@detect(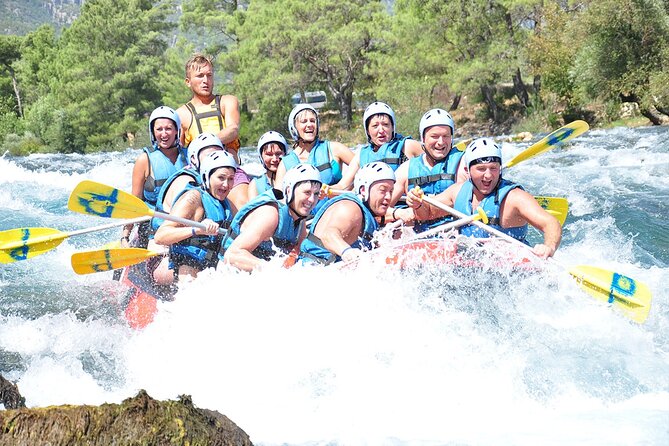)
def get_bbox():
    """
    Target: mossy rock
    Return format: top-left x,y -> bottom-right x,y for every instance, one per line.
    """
0,390 -> 253,446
